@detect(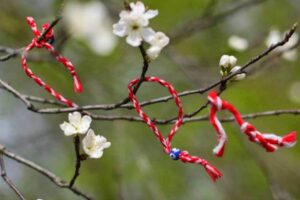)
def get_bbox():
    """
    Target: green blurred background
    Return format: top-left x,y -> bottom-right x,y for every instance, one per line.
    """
0,0 -> 300,199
